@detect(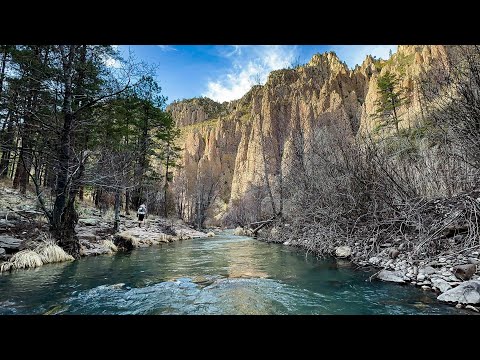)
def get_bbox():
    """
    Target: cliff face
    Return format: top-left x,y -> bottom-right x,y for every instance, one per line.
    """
167,46 -> 450,216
